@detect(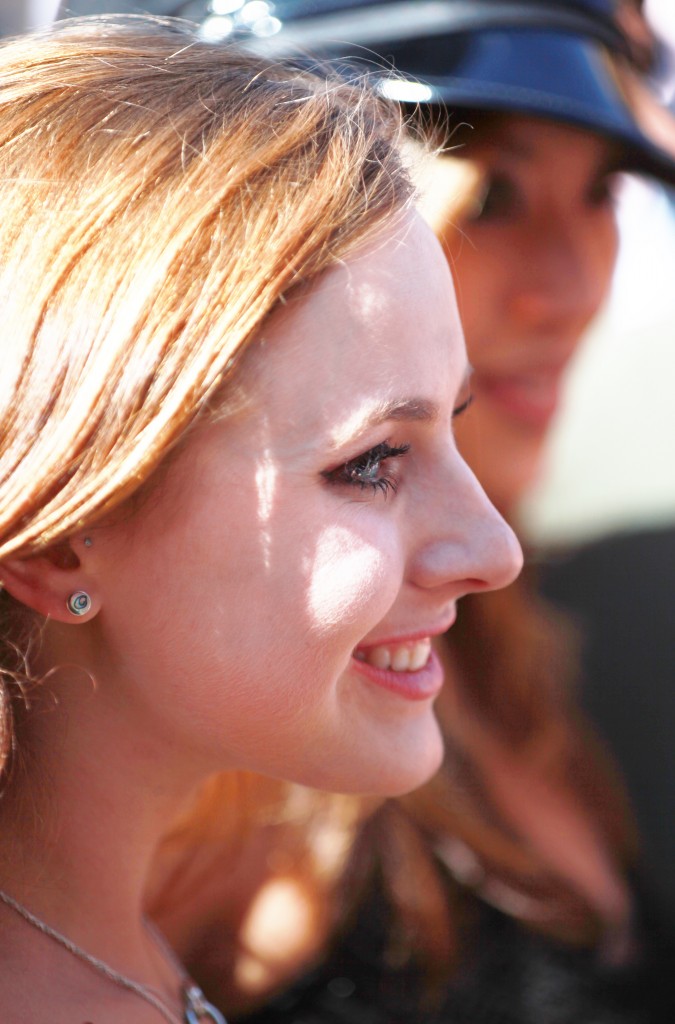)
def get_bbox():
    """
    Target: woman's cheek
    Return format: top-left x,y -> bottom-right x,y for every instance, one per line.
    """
305,523 -> 399,639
